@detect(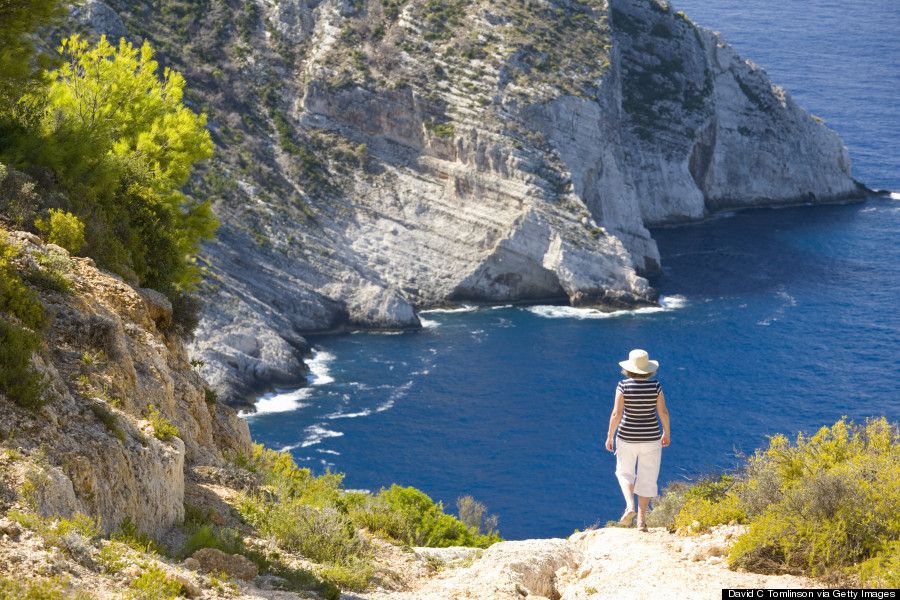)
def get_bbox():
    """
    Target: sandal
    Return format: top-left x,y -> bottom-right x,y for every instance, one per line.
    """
619,508 -> 636,526
638,522 -> 648,532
